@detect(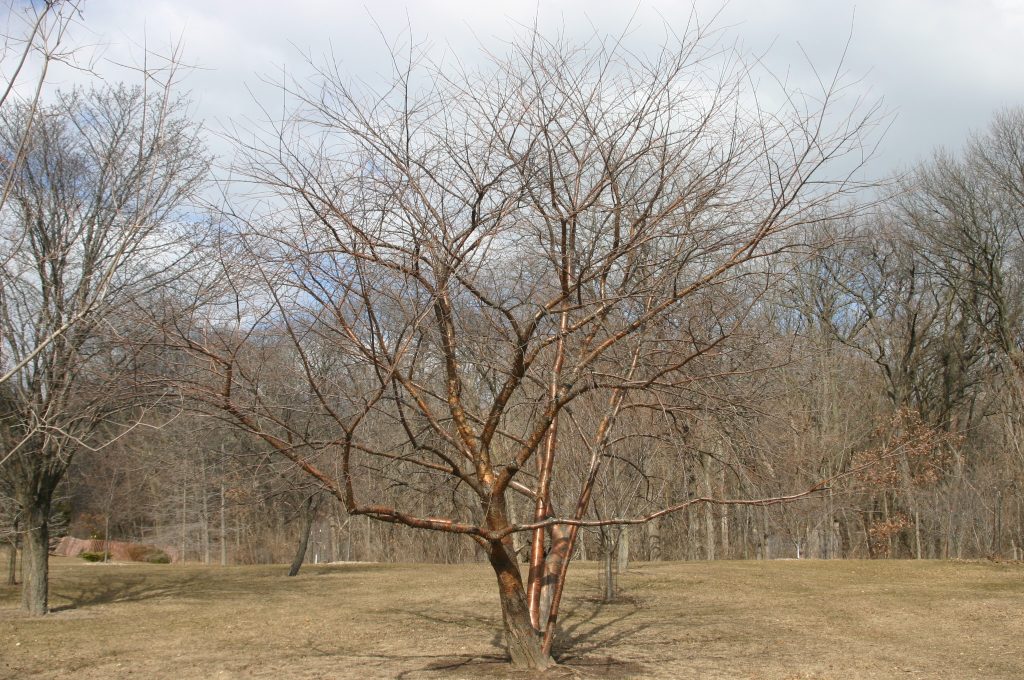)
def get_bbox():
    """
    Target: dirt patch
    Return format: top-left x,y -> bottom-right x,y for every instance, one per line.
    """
0,558 -> 1021,679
